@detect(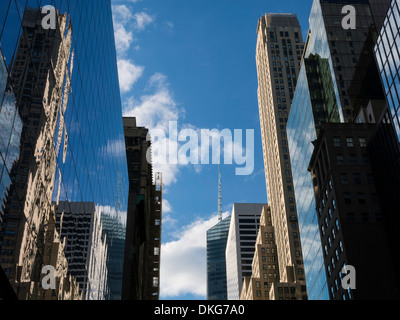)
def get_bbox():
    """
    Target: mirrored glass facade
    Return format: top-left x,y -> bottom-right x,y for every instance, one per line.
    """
0,1 -> 128,300
375,0 -> 400,141
207,215 -> 231,300
287,0 -> 388,300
